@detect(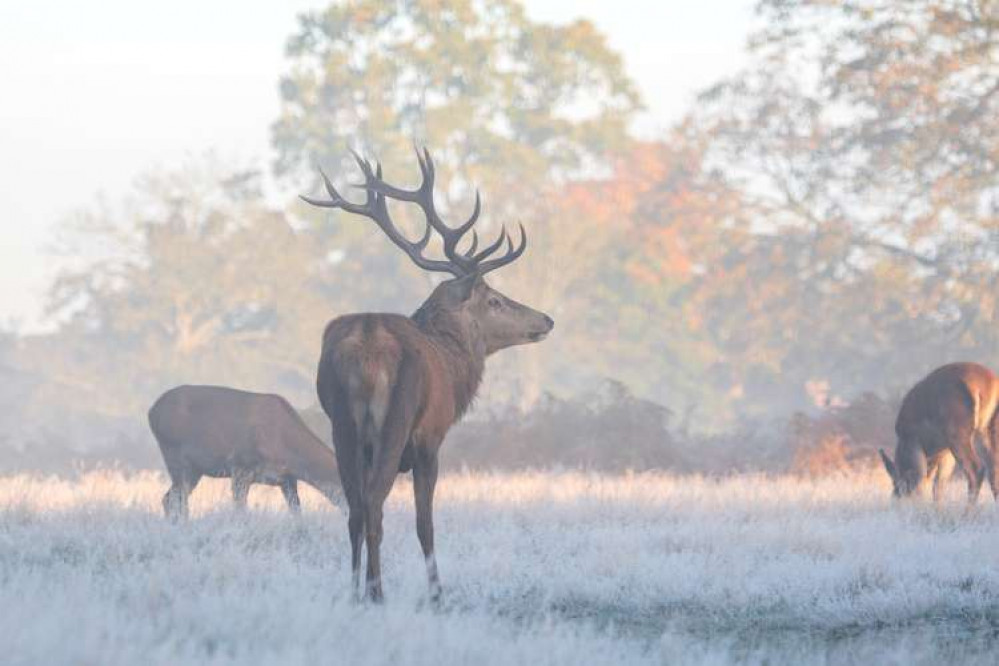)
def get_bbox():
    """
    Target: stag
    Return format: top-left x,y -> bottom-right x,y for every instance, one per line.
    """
149,385 -> 342,519
880,362 -> 999,502
302,149 -> 553,601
